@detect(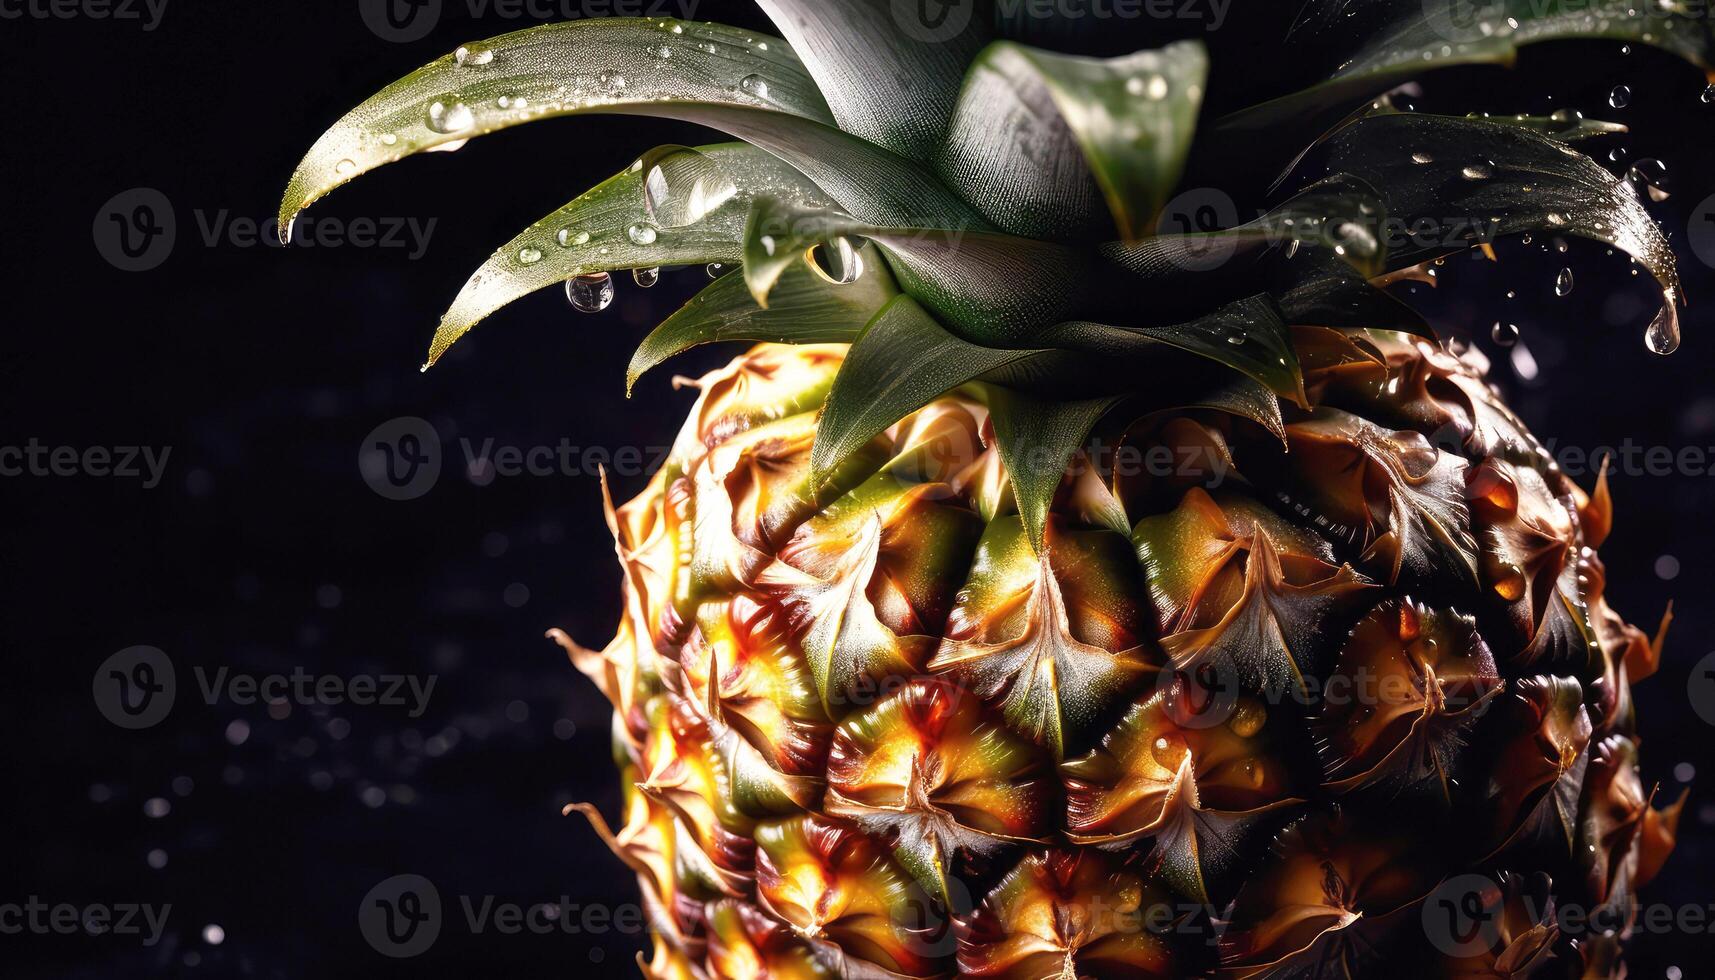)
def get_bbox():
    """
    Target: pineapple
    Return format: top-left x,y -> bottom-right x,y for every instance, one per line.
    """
281,2 -> 1700,975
